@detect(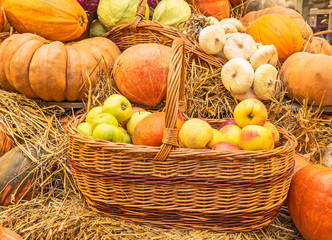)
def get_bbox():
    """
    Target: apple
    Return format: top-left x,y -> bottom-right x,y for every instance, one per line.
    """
233,98 -> 268,128
218,124 -> 242,146
207,129 -> 225,147
239,125 -> 274,151
118,127 -> 132,144
120,106 -> 146,128
212,141 -> 242,152
126,111 -> 152,135
76,122 -> 93,137
86,106 -> 103,123
263,121 -> 280,145
218,118 -> 237,130
102,94 -> 133,122
91,112 -> 118,130
92,123 -> 124,142
178,118 -> 213,149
